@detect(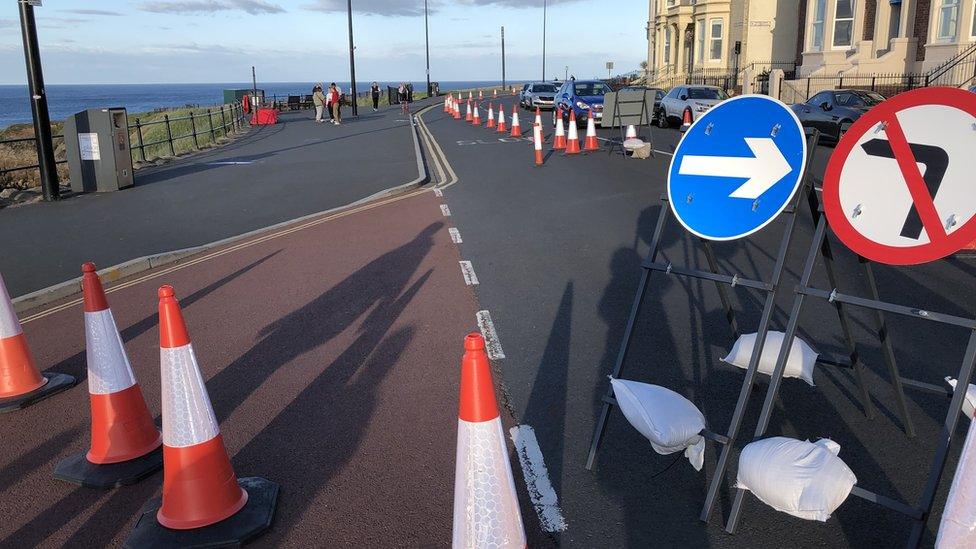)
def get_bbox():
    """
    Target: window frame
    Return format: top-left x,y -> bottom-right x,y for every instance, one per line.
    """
708,18 -> 724,61
937,0 -> 960,42
832,0 -> 855,50
810,0 -> 827,51
971,3 -> 976,39
696,18 -> 706,63
664,25 -> 672,66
